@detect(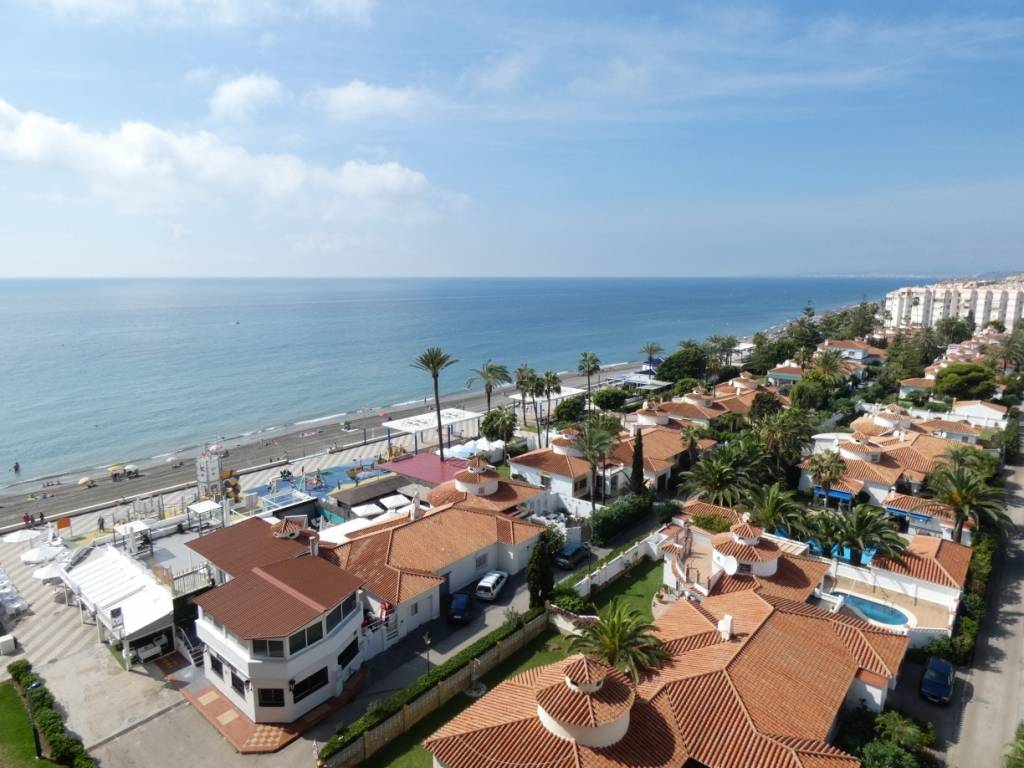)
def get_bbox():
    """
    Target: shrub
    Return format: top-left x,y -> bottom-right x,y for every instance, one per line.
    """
835,704 -> 878,755
923,400 -> 951,413
48,733 -> 86,765
554,395 -> 586,423
920,636 -> 955,663
875,710 -> 934,752
672,377 -> 699,396
6,659 -> 32,685
1006,721 -> 1024,768
73,753 -> 97,768
590,493 -> 653,546
26,684 -> 55,713
860,739 -> 918,768
654,502 -> 678,525
689,513 -> 732,533
506,438 -> 530,458
35,706 -> 64,742
551,587 -> 593,615
591,388 -> 628,411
